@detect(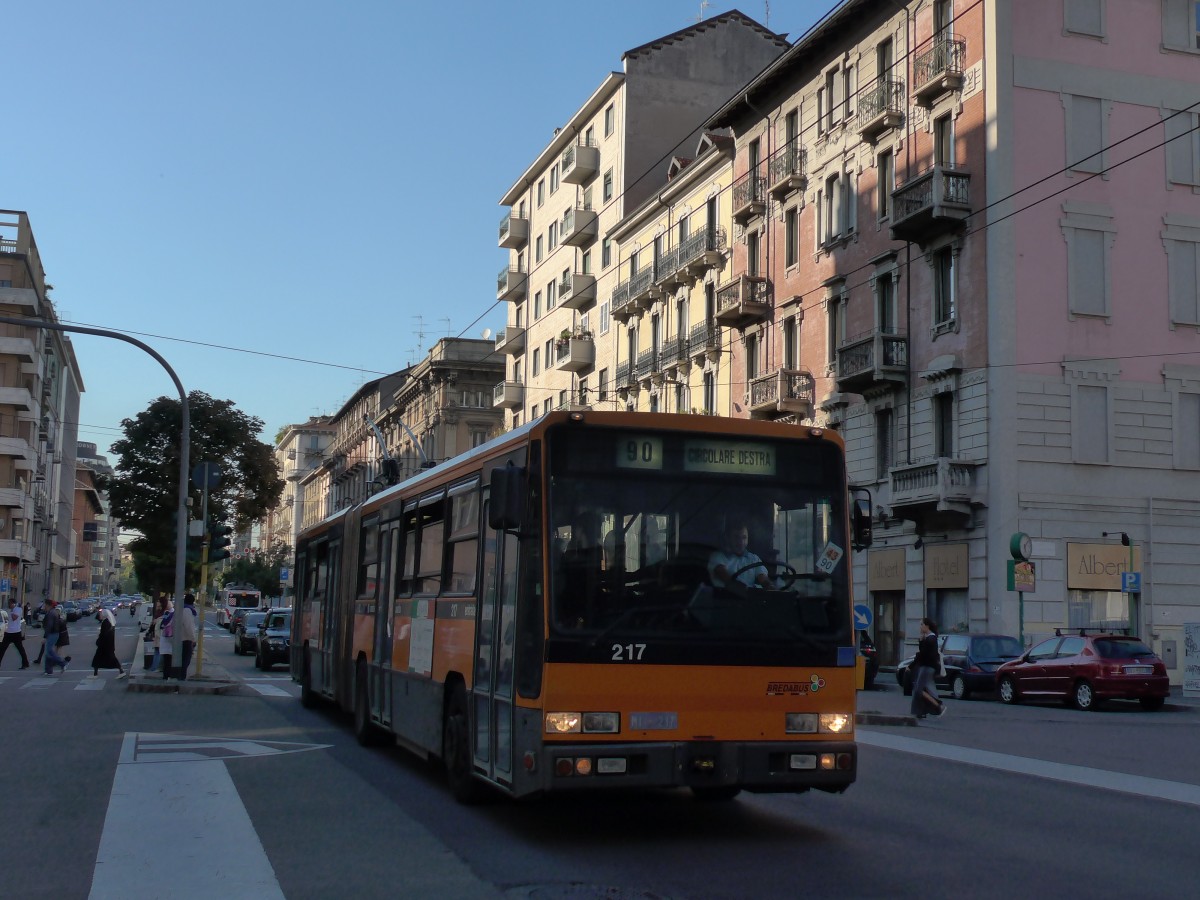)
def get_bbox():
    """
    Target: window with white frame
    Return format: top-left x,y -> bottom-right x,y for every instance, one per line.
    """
1064,0 -> 1105,37
537,179 -> 545,207
1165,223 -> 1200,327
550,164 -> 559,194
782,314 -> 799,369
1165,108 -> 1200,186
820,169 -> 856,245
535,236 -> 543,264
603,169 -> 614,201
604,103 -> 615,136
547,279 -> 557,310
582,250 -> 592,275
1065,94 -> 1106,174
599,299 -> 611,335
934,114 -> 955,168
1061,202 -> 1115,318
817,62 -> 854,134
602,238 -> 612,269
1161,0 -> 1200,51
533,290 -> 542,320
598,368 -> 609,402
932,245 -> 956,328
548,222 -> 558,250
532,348 -> 541,375
875,262 -> 898,332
